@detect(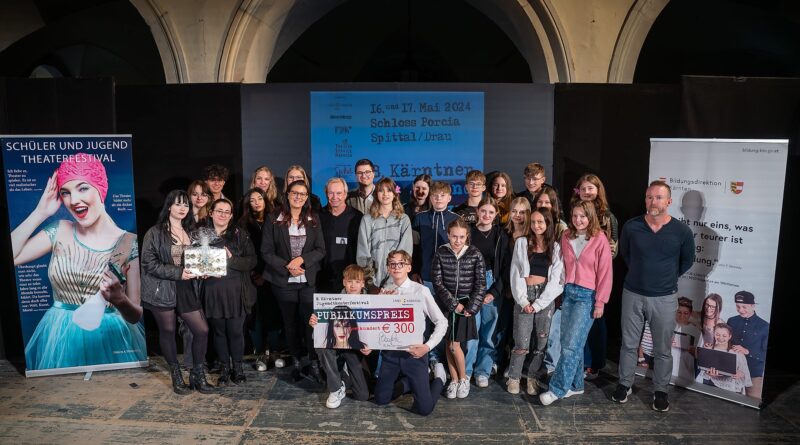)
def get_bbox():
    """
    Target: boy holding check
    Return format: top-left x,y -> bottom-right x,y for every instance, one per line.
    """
373,250 -> 448,416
